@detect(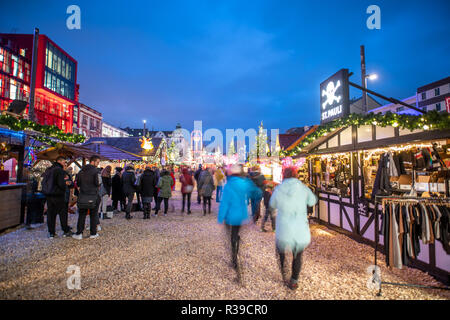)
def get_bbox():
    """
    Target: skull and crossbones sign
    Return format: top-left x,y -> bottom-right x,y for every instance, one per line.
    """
322,80 -> 341,109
